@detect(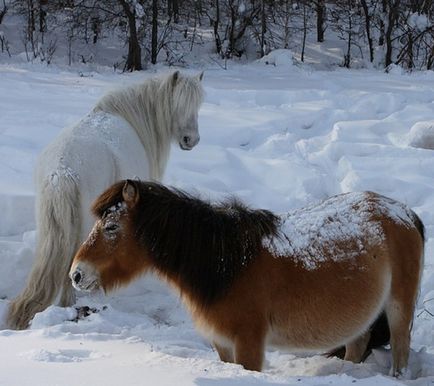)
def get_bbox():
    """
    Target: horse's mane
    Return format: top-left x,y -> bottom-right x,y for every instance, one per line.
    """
92,181 -> 280,306
94,72 -> 204,181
